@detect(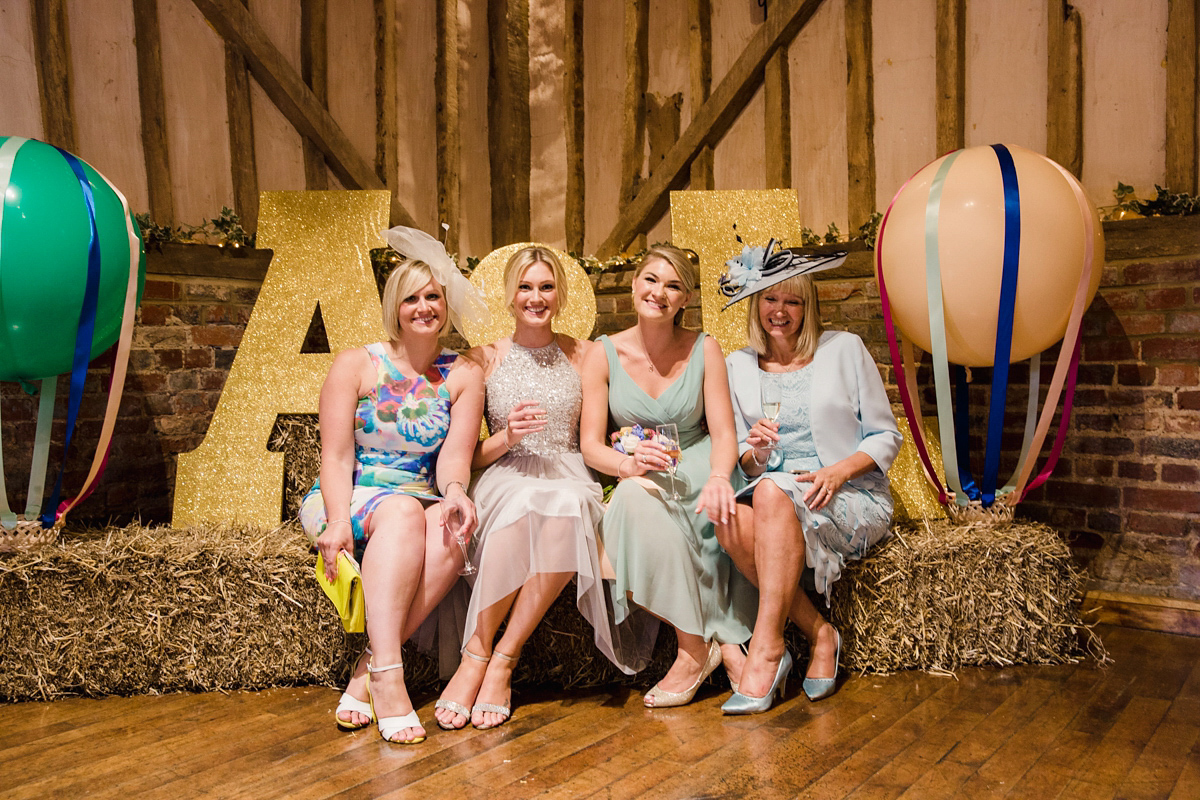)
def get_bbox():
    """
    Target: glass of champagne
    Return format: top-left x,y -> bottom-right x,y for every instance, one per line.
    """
656,423 -> 682,501
442,500 -> 477,576
760,374 -> 783,452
